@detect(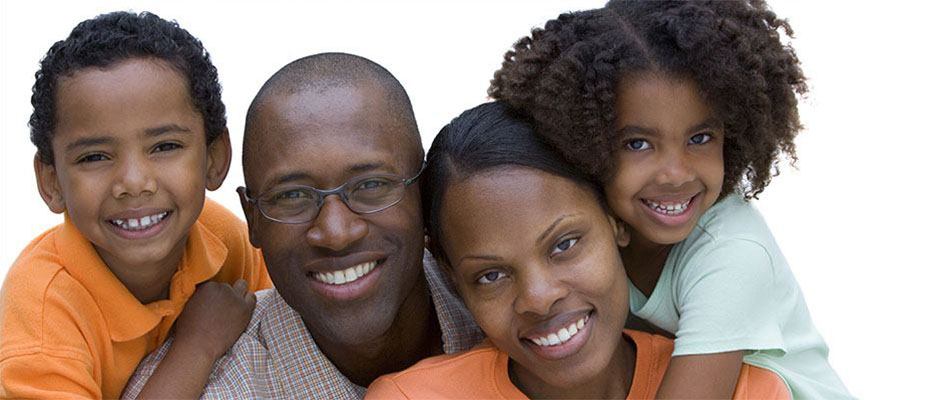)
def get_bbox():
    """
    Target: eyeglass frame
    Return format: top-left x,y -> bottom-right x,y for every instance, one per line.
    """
238,161 -> 426,224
